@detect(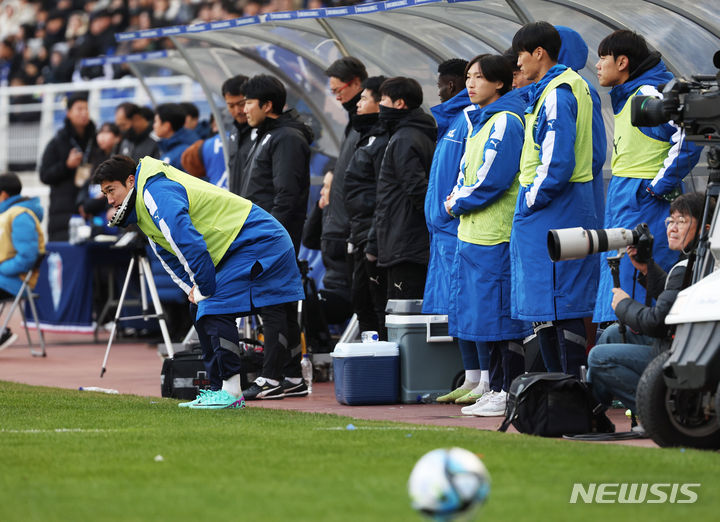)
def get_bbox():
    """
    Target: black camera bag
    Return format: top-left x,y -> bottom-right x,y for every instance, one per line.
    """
161,349 -> 211,400
498,372 -> 614,437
